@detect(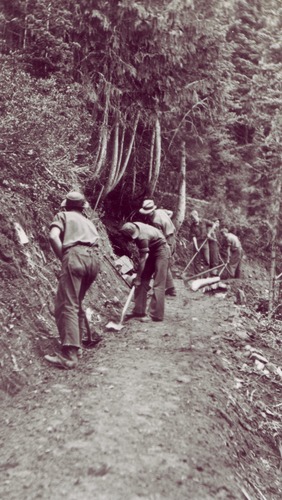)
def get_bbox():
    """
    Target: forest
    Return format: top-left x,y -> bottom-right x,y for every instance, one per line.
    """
0,2 -> 282,499
1,0 -> 281,270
